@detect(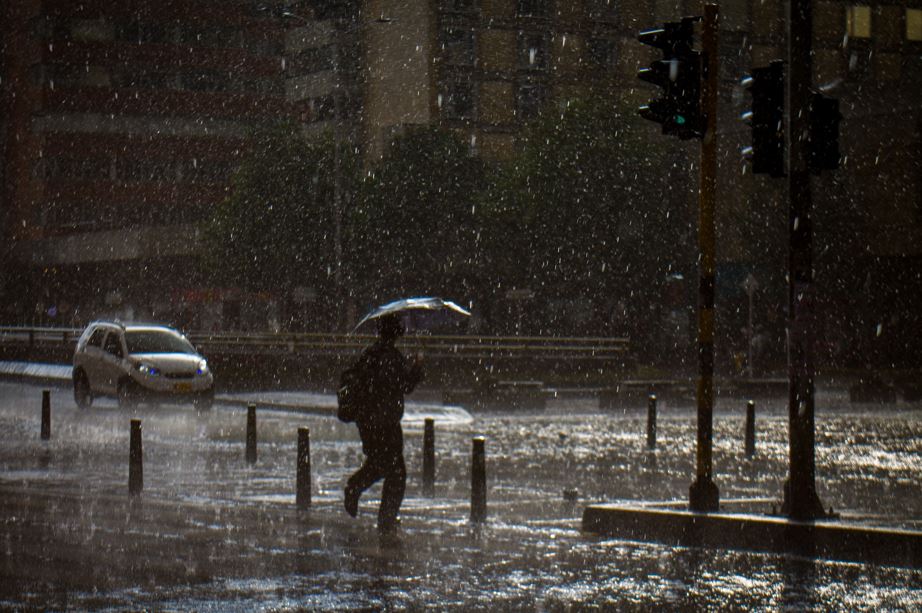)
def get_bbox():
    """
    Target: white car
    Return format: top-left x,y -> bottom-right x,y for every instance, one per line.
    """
73,321 -> 214,410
